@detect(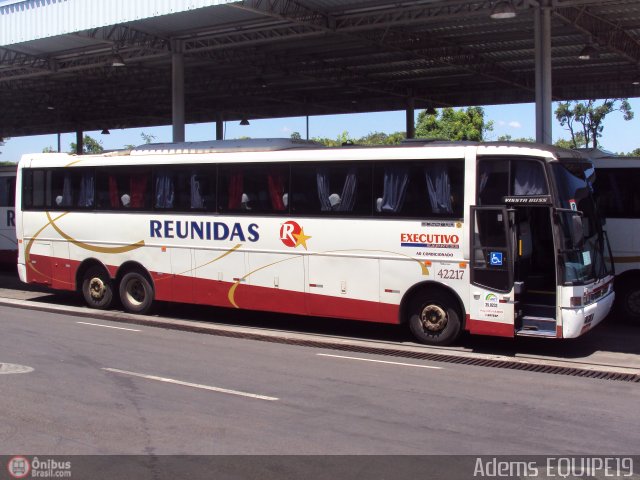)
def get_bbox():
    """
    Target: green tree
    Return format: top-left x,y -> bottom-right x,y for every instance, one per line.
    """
619,147 -> 640,156
0,136 -> 9,156
290,131 -> 302,140
555,99 -> 633,149
42,146 -> 56,153
312,130 -> 354,147
554,138 -> 582,150
358,131 -> 405,145
141,132 -> 156,144
415,107 -> 493,141
125,132 -> 157,150
70,135 -> 104,154
497,135 -> 534,142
